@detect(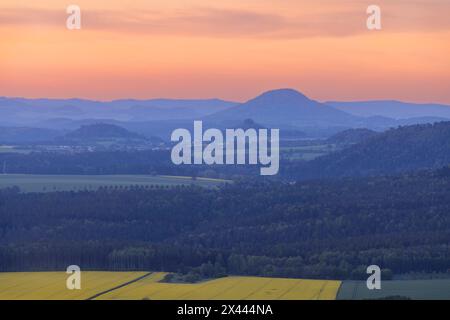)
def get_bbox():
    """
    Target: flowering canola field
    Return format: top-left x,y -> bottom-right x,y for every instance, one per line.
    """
0,272 -> 341,300
0,272 -> 146,300
101,274 -> 340,300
